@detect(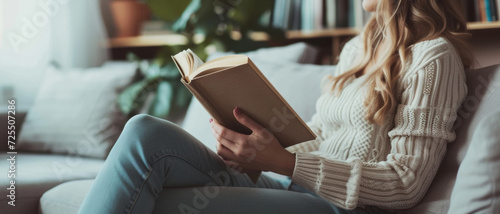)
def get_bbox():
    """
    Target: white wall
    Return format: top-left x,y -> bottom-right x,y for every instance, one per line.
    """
0,0 -> 51,110
0,0 -> 110,111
